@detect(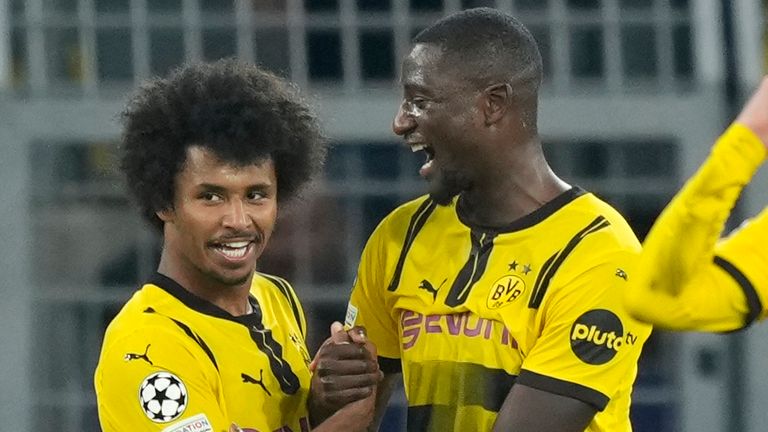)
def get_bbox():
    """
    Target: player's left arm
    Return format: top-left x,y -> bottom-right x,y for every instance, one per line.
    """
624,79 -> 768,330
493,247 -> 649,431
622,126 -> 767,331
492,384 -> 595,432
